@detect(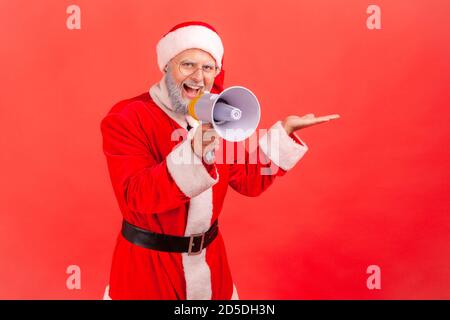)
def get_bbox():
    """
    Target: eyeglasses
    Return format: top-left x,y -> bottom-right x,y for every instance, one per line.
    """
177,60 -> 220,79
